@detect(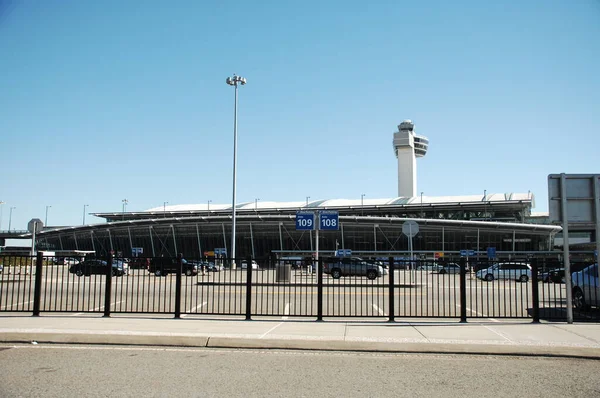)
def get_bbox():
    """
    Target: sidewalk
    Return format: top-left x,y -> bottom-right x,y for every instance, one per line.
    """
1,314 -> 600,359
